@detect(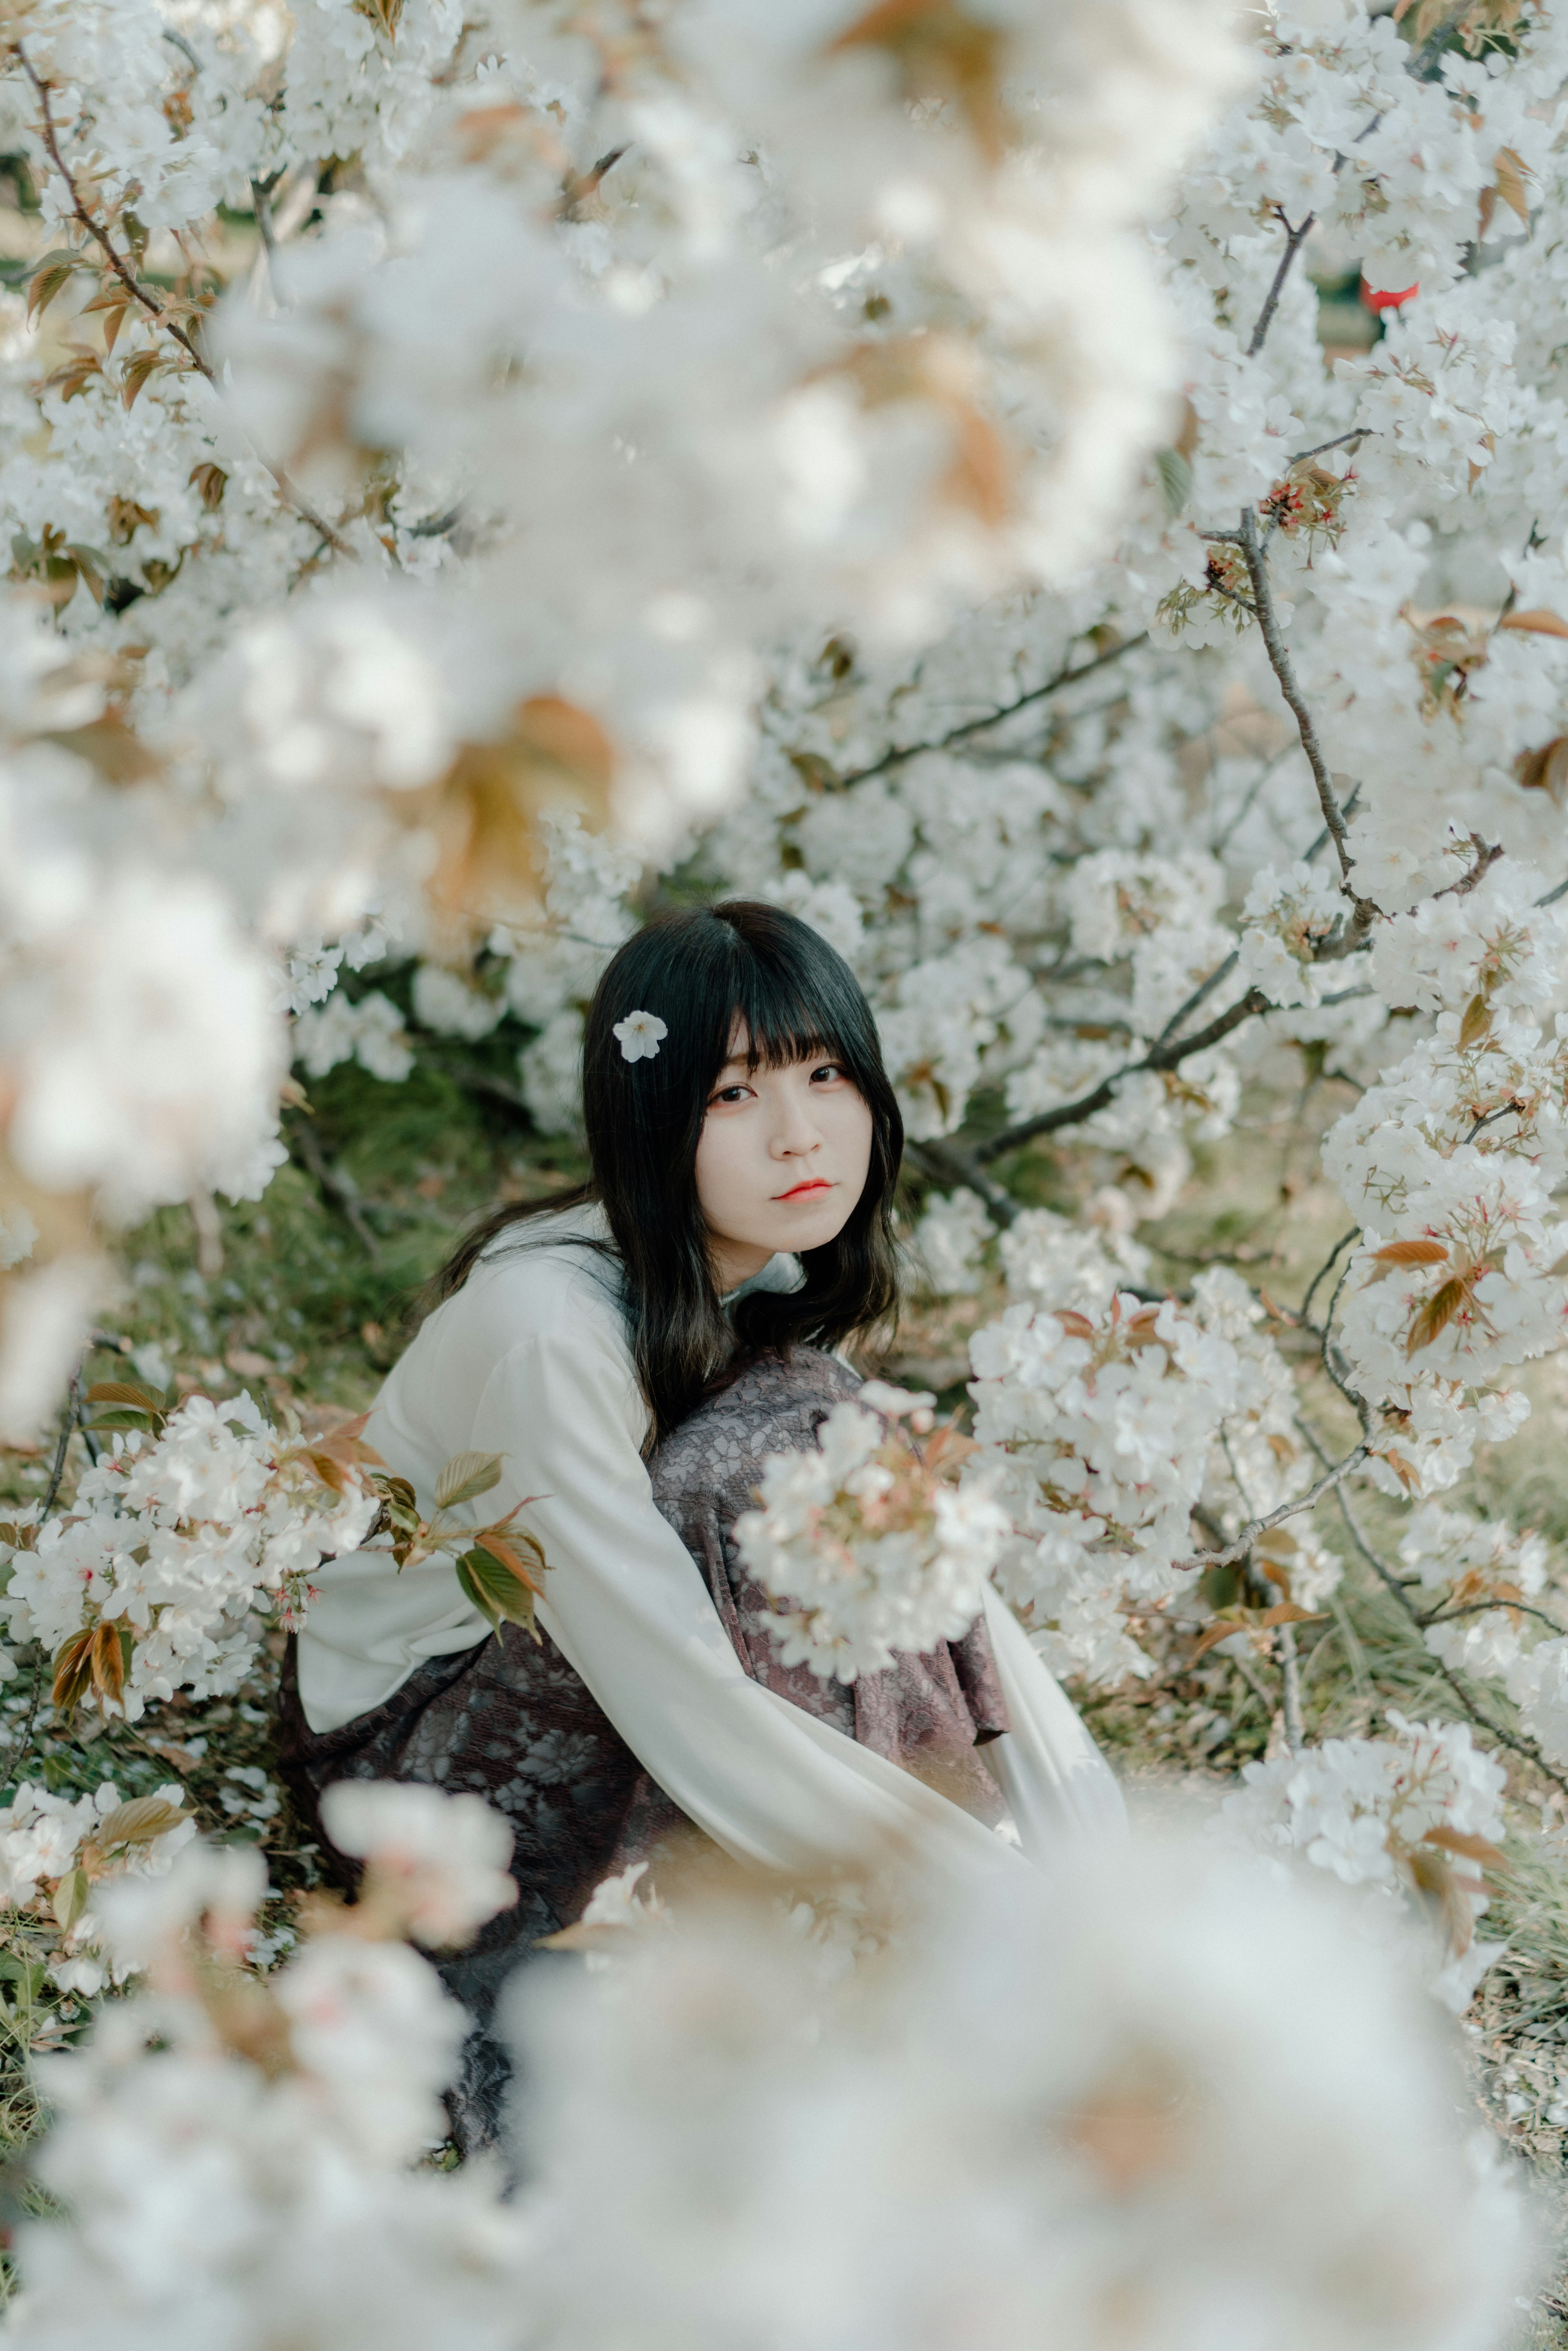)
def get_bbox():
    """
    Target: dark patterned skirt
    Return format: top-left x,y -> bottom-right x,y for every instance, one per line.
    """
278,1347 -> 1010,2149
